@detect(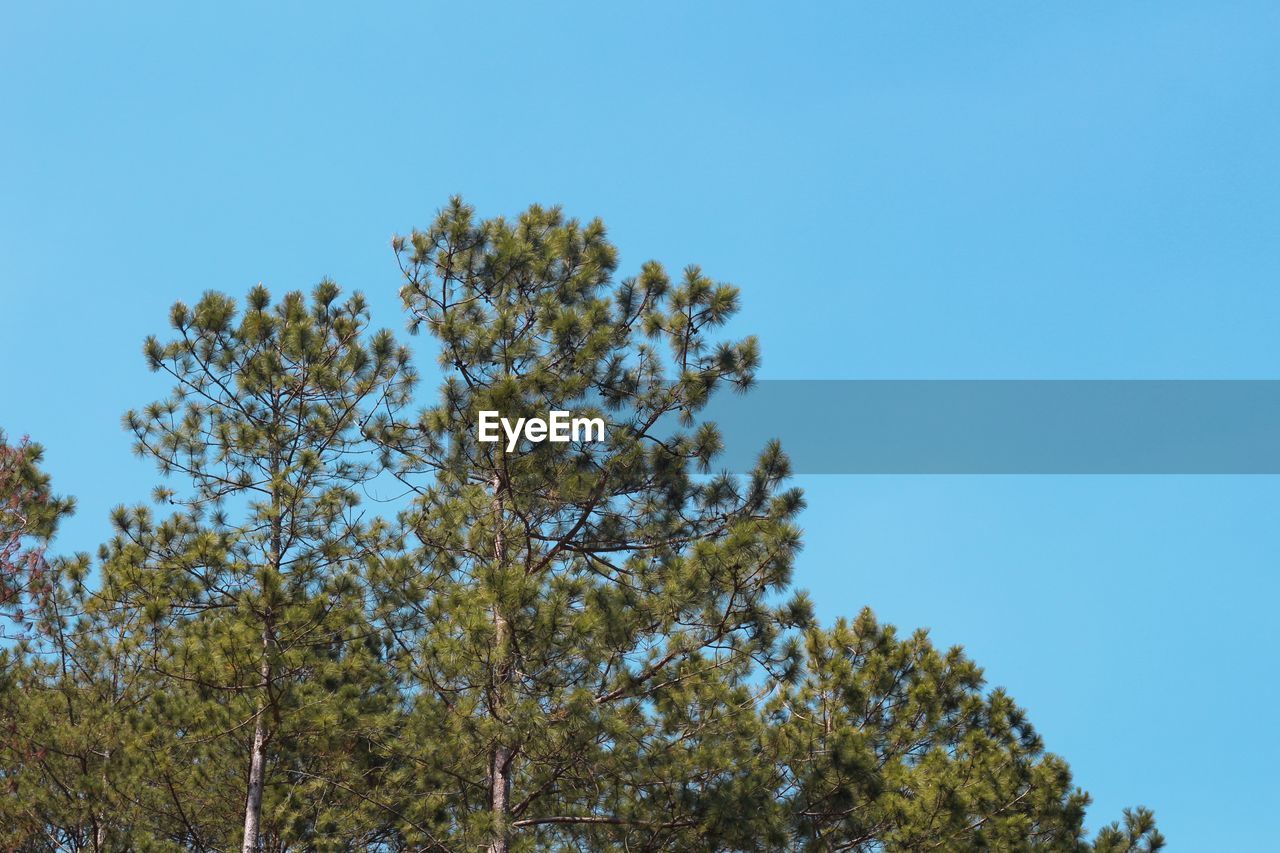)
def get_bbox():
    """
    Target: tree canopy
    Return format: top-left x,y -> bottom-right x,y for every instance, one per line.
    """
0,199 -> 1162,852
